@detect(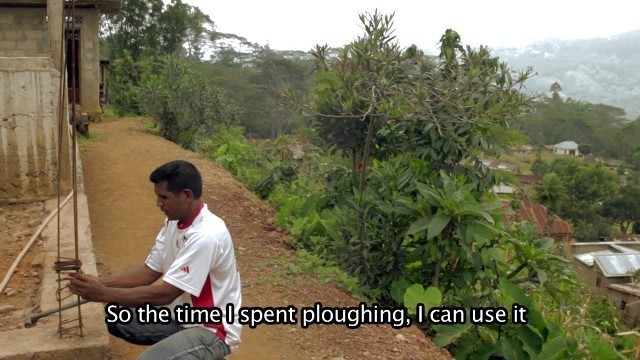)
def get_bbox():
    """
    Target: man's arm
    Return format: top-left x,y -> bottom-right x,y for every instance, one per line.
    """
68,273 -> 183,307
97,264 -> 163,288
